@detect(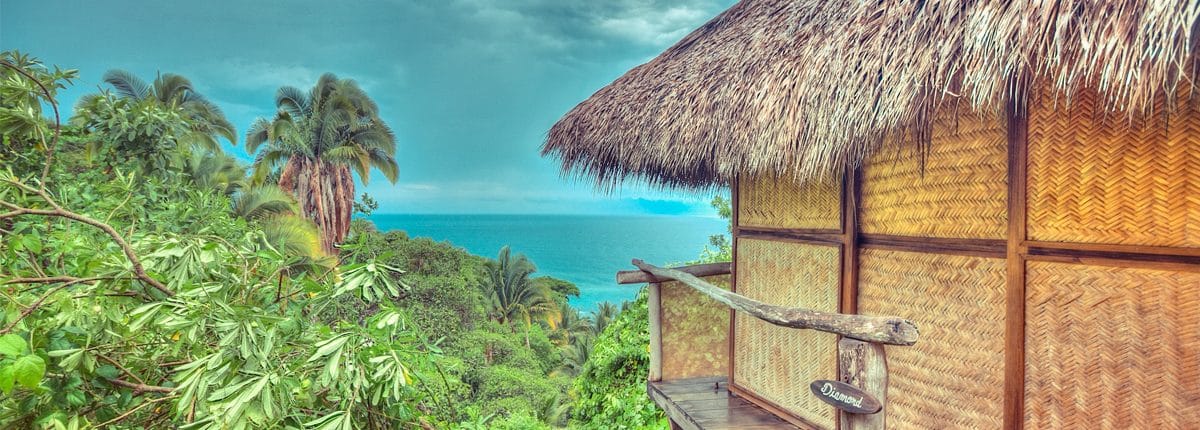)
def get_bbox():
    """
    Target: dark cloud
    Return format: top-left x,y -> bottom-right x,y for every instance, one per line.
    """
1,0 -> 732,214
